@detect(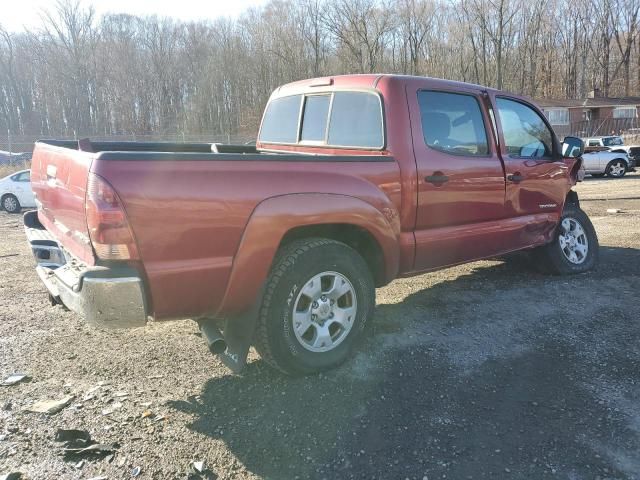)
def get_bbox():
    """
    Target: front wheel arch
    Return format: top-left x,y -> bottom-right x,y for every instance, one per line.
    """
564,190 -> 580,210
532,205 -> 599,275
